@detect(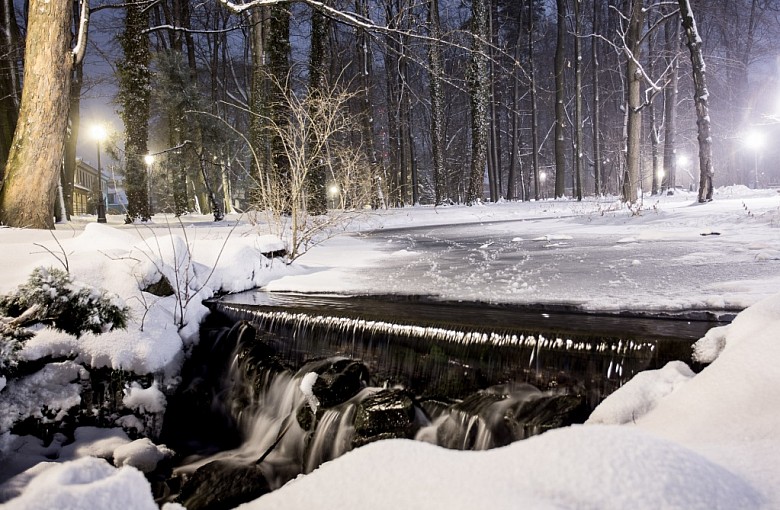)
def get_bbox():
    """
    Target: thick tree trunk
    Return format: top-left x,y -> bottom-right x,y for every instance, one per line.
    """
118,3 -> 152,223
307,2 -> 330,214
466,0 -> 489,205
623,0 -> 645,204
678,0 -> 714,202
0,1 -> 73,229
428,0 -> 446,205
